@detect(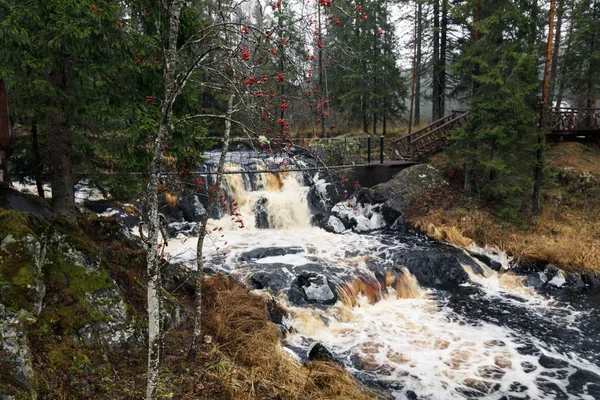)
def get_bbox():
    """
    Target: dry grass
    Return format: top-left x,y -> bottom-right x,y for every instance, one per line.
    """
198,274 -> 381,399
408,188 -> 600,273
